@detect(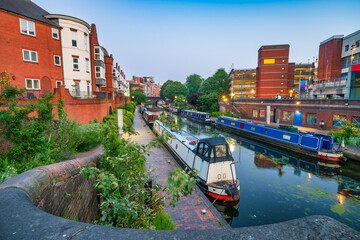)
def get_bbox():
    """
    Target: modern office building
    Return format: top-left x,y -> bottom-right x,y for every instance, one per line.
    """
229,69 -> 256,99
